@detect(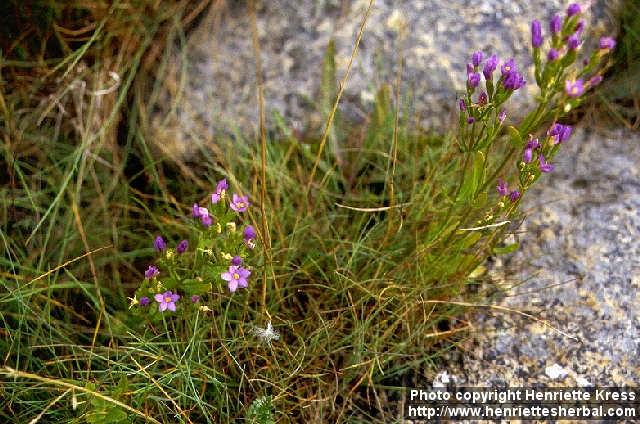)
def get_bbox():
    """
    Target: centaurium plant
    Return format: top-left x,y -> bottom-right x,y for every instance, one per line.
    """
456,2 -> 614,228
130,178 -> 258,320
